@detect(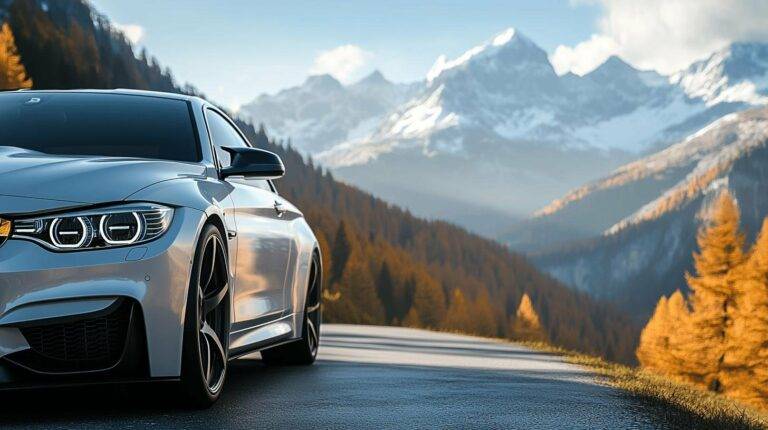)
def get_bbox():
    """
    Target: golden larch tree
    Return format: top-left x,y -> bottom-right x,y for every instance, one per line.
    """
471,292 -> 498,337
402,272 -> 446,329
663,290 -> 694,378
723,218 -> 768,407
0,23 -> 32,89
443,289 -> 473,333
684,190 -> 745,392
637,290 -> 692,378
509,293 -> 547,342
637,295 -> 670,371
